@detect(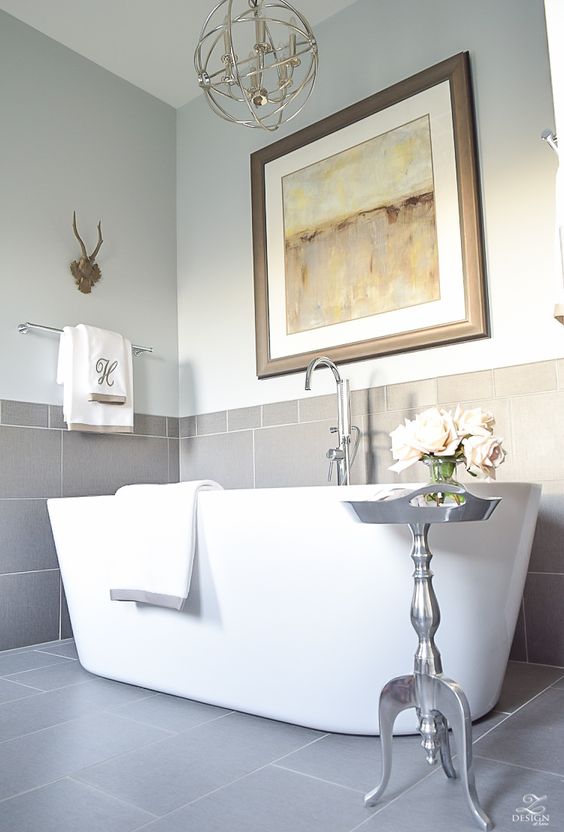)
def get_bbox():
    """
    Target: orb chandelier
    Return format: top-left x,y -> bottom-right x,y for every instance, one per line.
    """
194,0 -> 318,131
